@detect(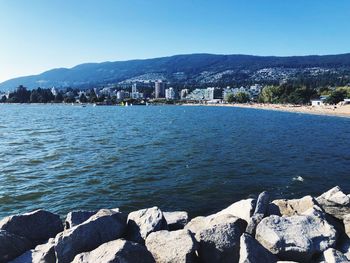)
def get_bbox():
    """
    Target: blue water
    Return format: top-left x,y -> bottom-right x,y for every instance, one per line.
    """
0,104 -> 349,218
